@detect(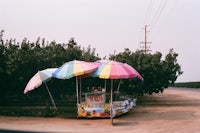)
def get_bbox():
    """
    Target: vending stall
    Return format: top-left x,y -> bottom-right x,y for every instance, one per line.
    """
77,89 -> 137,118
